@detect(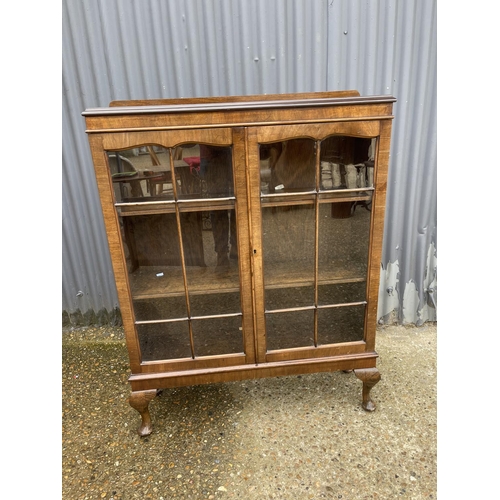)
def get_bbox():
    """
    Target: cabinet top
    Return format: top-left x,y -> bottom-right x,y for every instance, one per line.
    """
83,91 -> 396,133
83,92 -> 396,117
